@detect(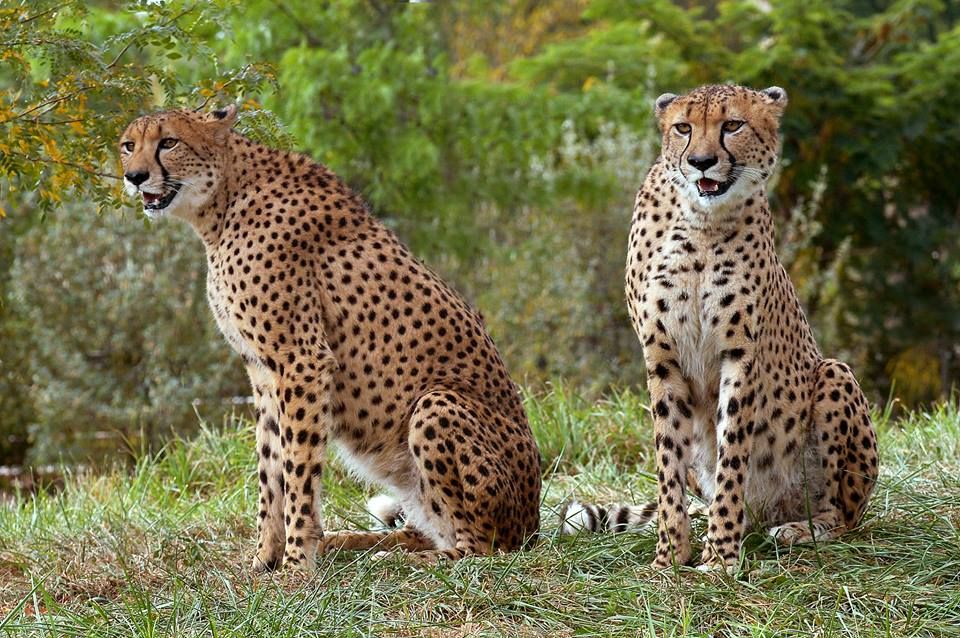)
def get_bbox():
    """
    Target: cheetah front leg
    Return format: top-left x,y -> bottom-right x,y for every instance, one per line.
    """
700,353 -> 758,571
645,353 -> 697,568
249,370 -> 285,573
273,349 -> 336,572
